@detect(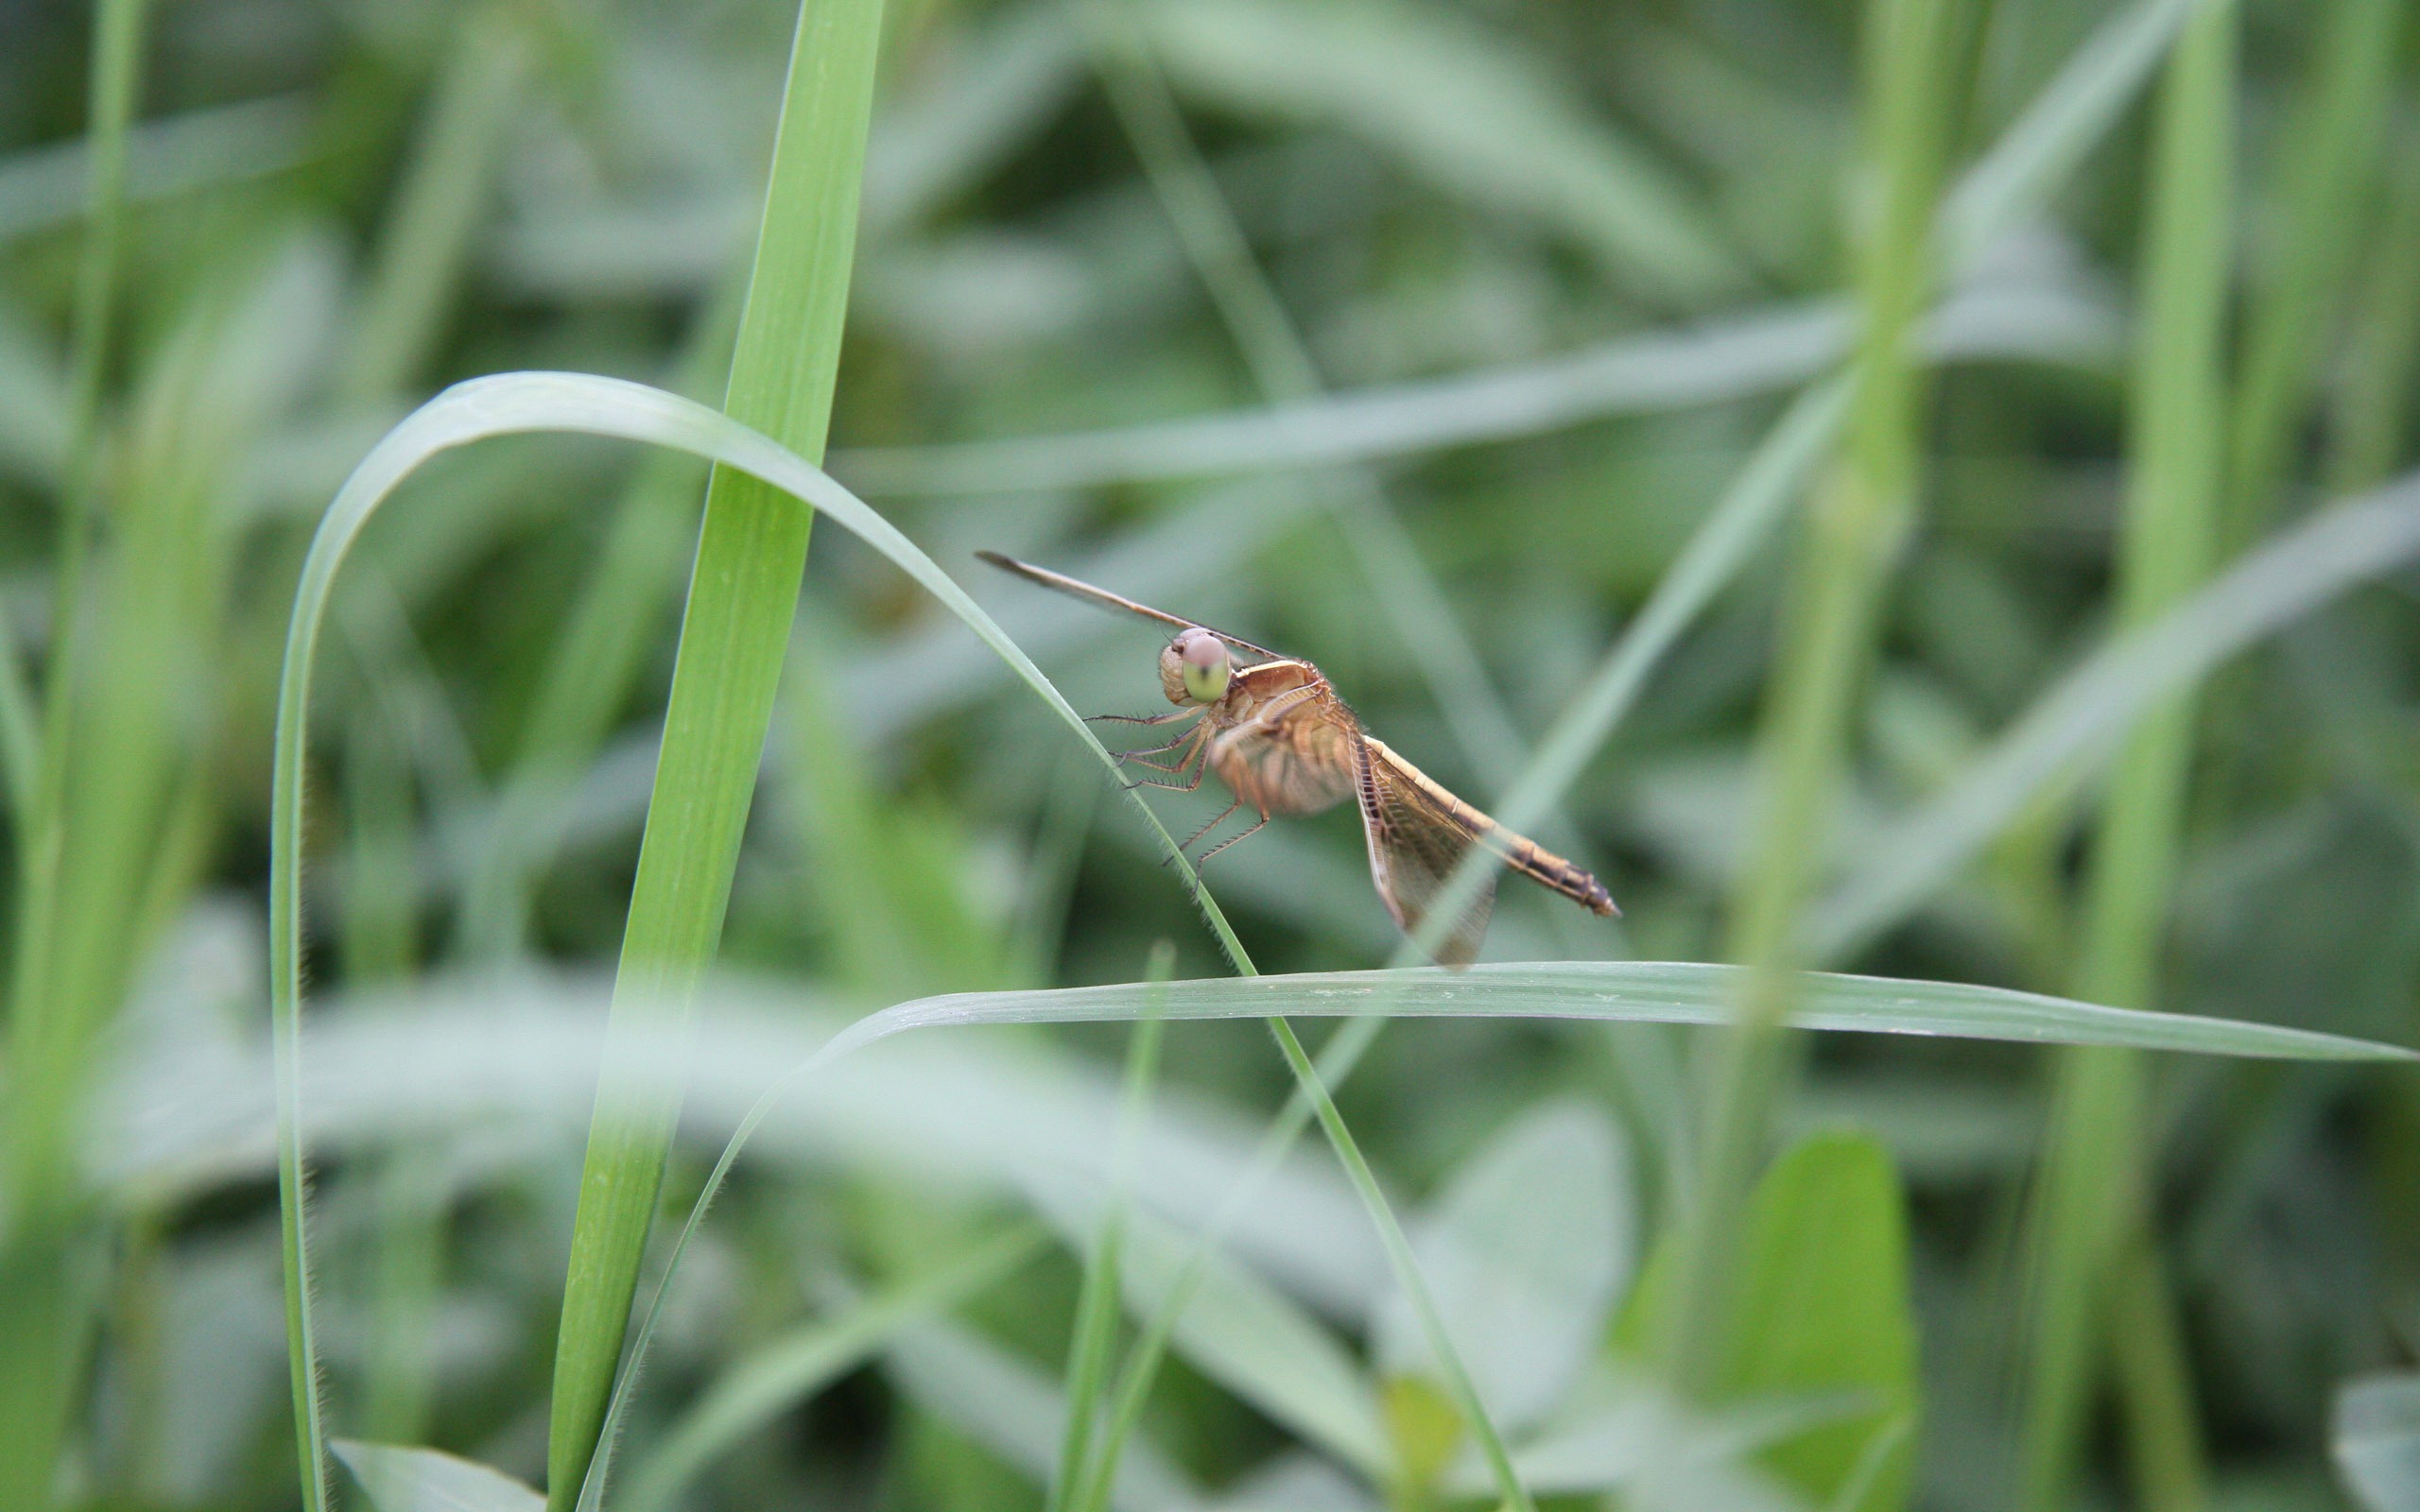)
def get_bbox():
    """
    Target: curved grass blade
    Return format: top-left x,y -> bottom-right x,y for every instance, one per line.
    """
269,370 -> 1259,1512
